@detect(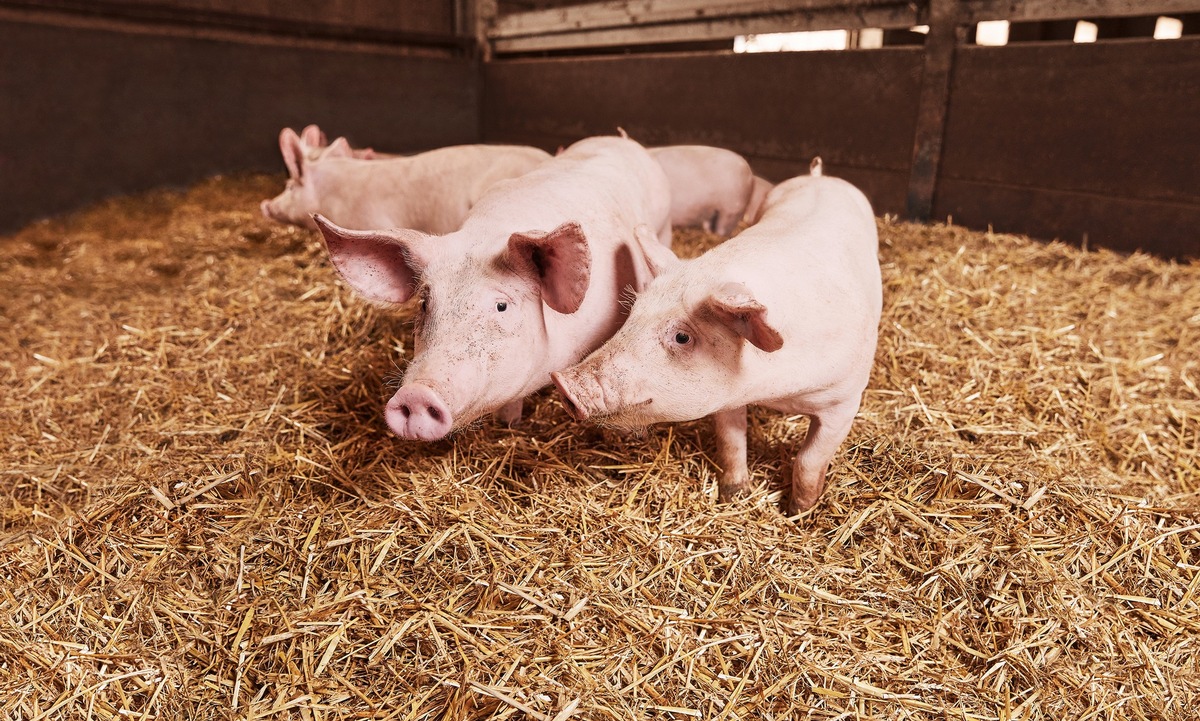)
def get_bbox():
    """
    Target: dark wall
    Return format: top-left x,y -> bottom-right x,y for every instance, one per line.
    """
483,40 -> 1200,257
936,38 -> 1200,256
0,16 -> 478,232
482,49 -> 925,218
